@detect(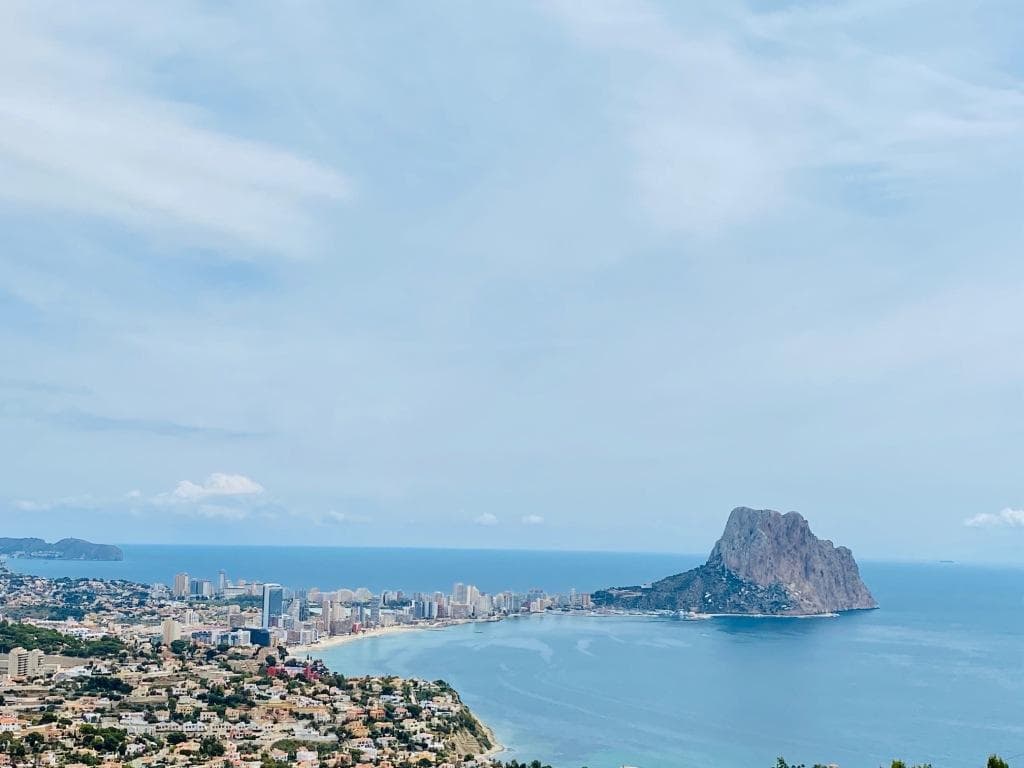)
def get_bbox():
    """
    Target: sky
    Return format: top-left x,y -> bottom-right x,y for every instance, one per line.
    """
1,0 -> 1023,562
